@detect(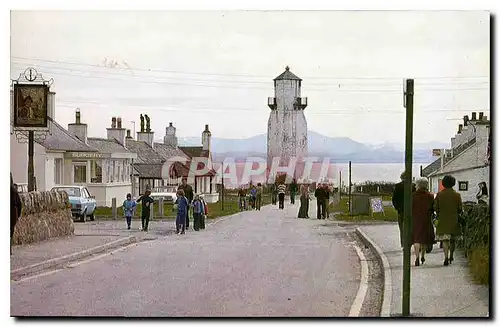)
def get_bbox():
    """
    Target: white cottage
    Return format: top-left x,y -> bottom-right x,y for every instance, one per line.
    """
10,110 -> 137,207
422,112 -> 490,202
